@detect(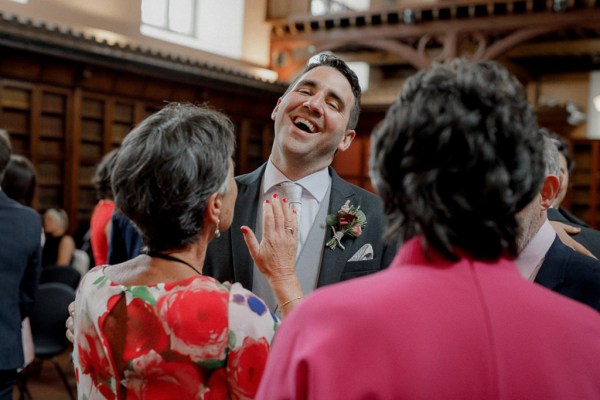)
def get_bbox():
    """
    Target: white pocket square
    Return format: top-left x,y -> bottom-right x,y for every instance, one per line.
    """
348,244 -> 374,261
